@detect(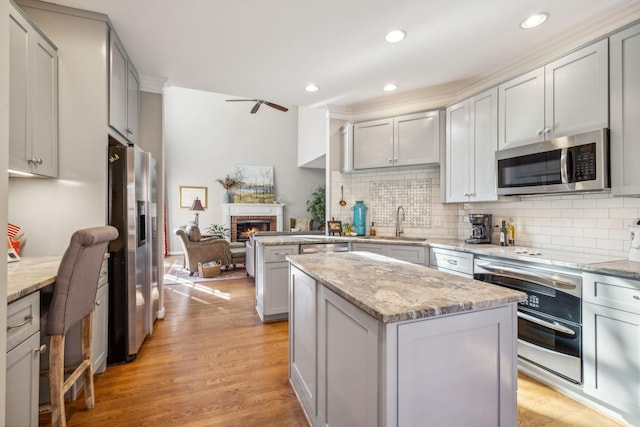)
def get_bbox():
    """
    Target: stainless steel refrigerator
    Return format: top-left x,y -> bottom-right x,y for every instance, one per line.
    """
108,141 -> 158,363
